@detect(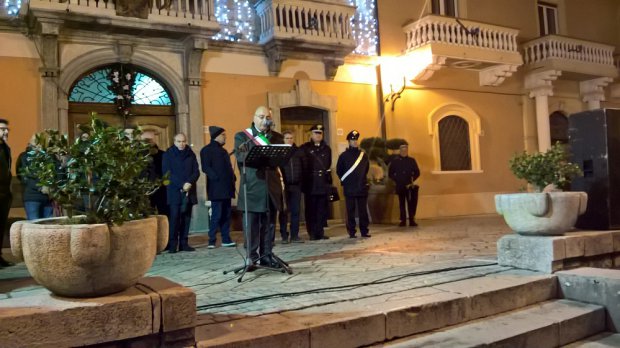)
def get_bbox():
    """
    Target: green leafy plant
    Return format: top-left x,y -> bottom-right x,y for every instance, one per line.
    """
23,113 -> 164,225
360,137 -> 408,184
509,142 -> 582,192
